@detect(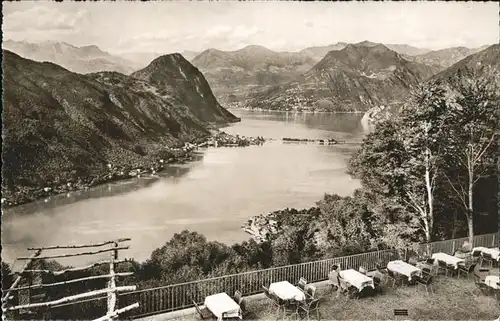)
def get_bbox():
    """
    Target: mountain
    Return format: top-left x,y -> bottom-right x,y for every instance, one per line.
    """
245,43 -> 437,112
3,40 -> 140,75
361,44 -> 500,130
2,50 -> 238,203
191,45 -> 318,104
407,45 -> 491,71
